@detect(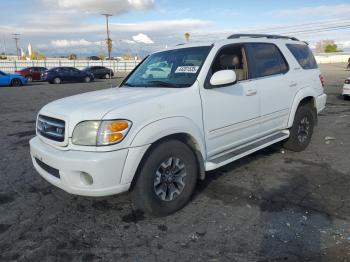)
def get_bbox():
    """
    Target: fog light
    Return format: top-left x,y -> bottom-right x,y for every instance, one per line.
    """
80,172 -> 93,186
